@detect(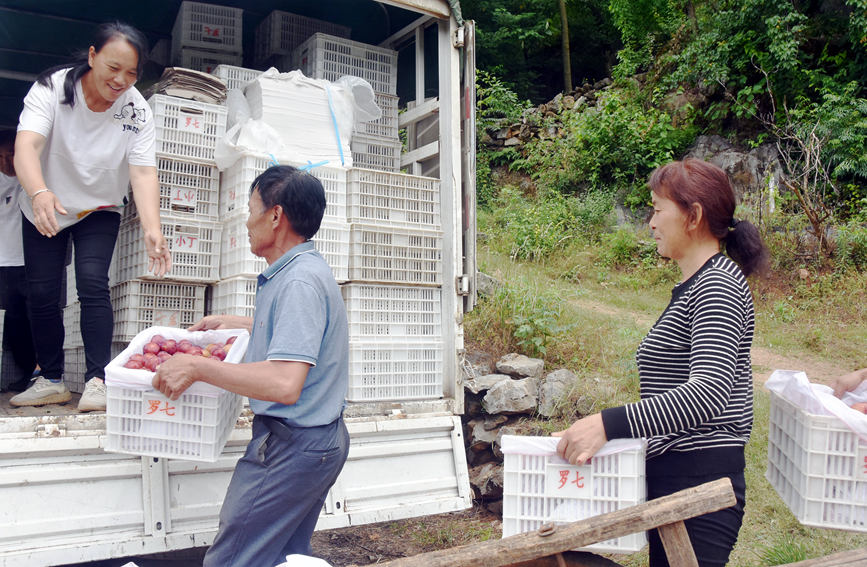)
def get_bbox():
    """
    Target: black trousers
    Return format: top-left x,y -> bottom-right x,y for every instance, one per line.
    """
647,469 -> 746,567
22,211 -> 119,381
0,265 -> 36,388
